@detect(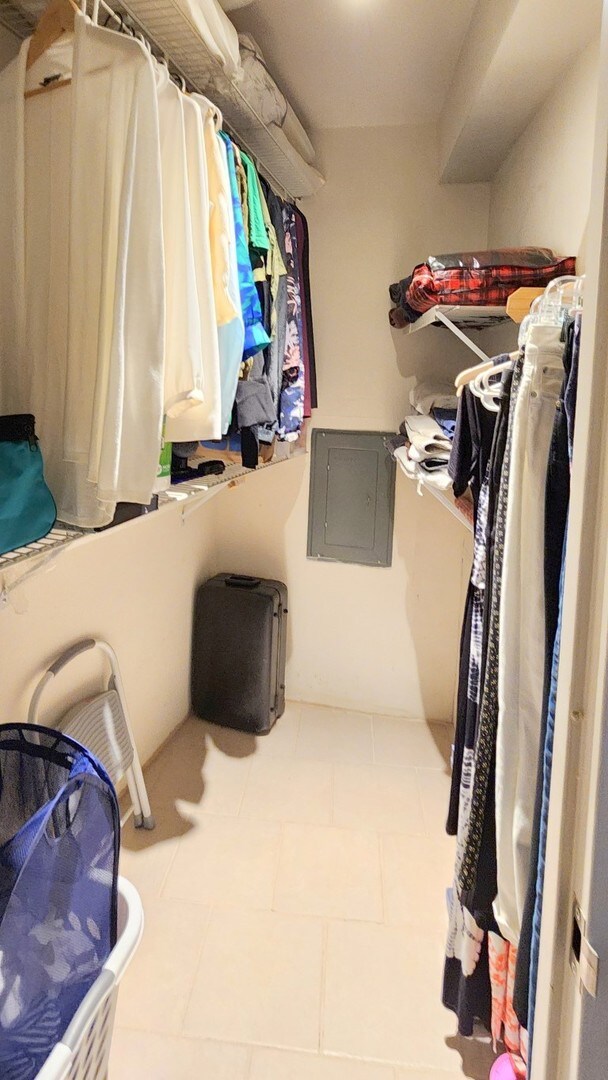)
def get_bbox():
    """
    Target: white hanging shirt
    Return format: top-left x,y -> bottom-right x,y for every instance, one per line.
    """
164,92 -> 223,442
0,14 -> 165,526
193,95 -> 237,328
156,65 -> 207,420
